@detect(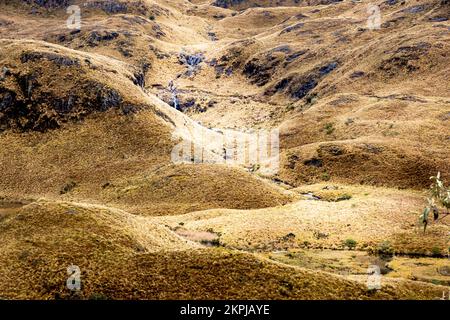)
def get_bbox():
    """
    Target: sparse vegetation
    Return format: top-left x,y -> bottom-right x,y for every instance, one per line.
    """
323,123 -> 335,135
0,0 -> 448,301
431,246 -> 442,257
419,172 -> 450,232
249,163 -> 260,172
321,172 -> 330,181
344,239 -> 357,250
286,103 -> 295,111
376,241 -> 394,257
89,293 -> 109,300
282,233 -> 296,241
60,181 -> 76,194
336,193 -> 352,201
305,93 -> 318,105
200,238 -> 220,247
